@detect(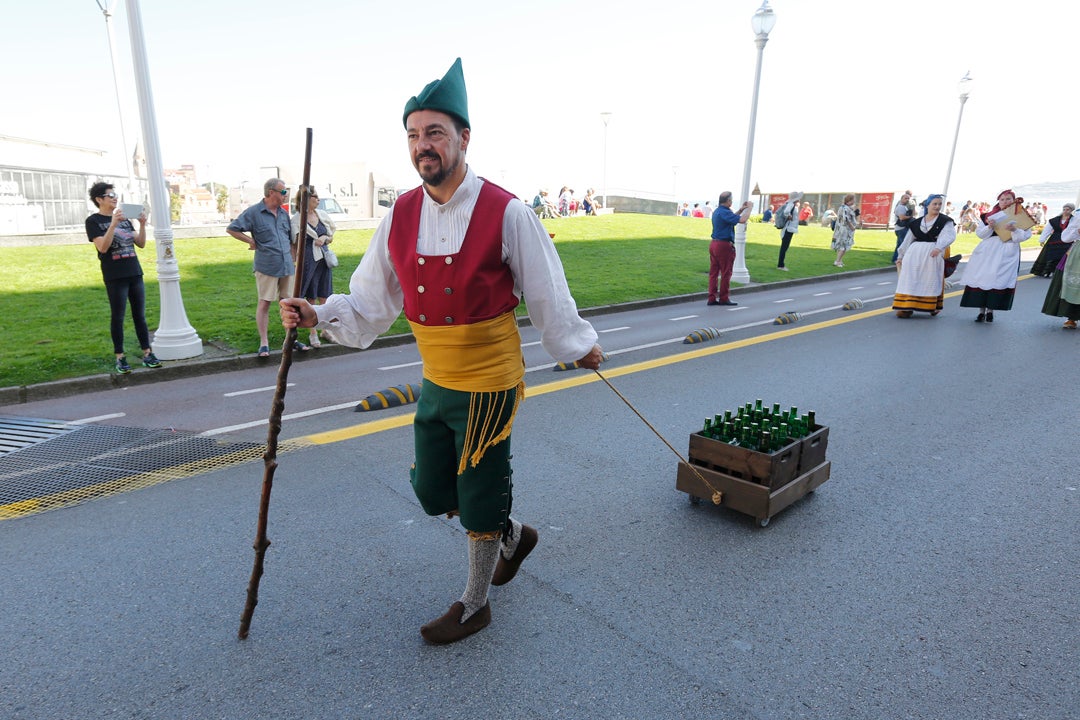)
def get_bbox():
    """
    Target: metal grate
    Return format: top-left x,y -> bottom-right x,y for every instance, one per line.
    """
0,416 -> 79,456
0,421 -> 310,520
